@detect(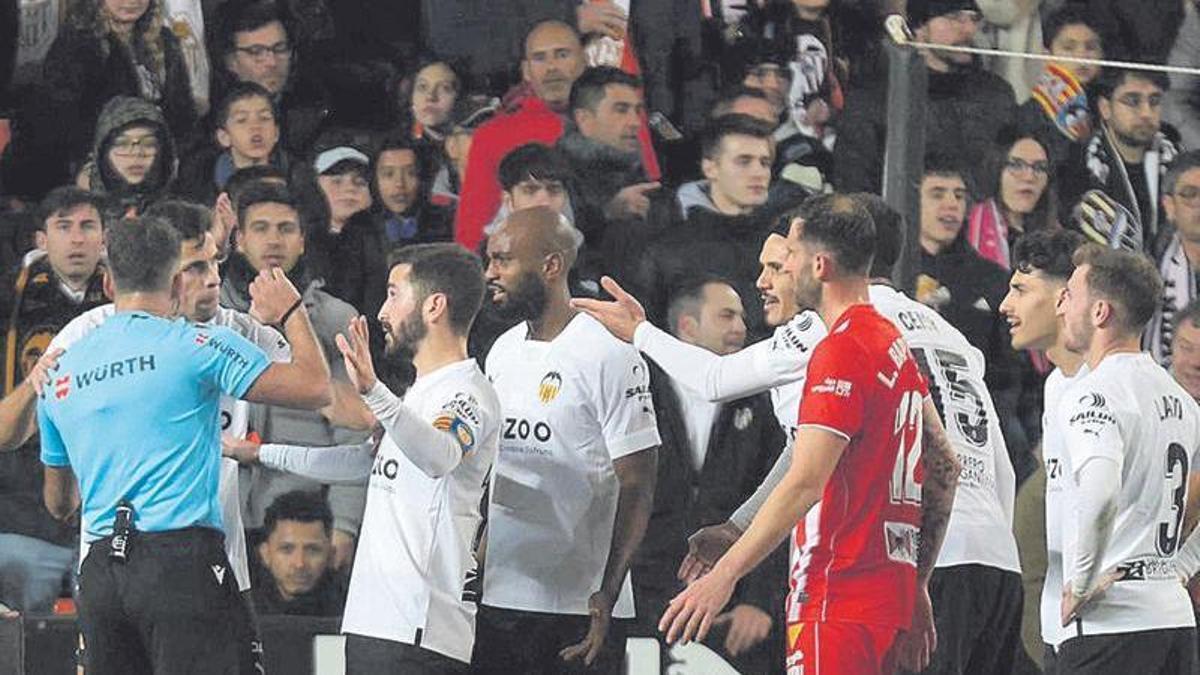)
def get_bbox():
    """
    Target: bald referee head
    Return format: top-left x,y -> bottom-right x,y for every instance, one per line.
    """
485,206 -> 583,324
